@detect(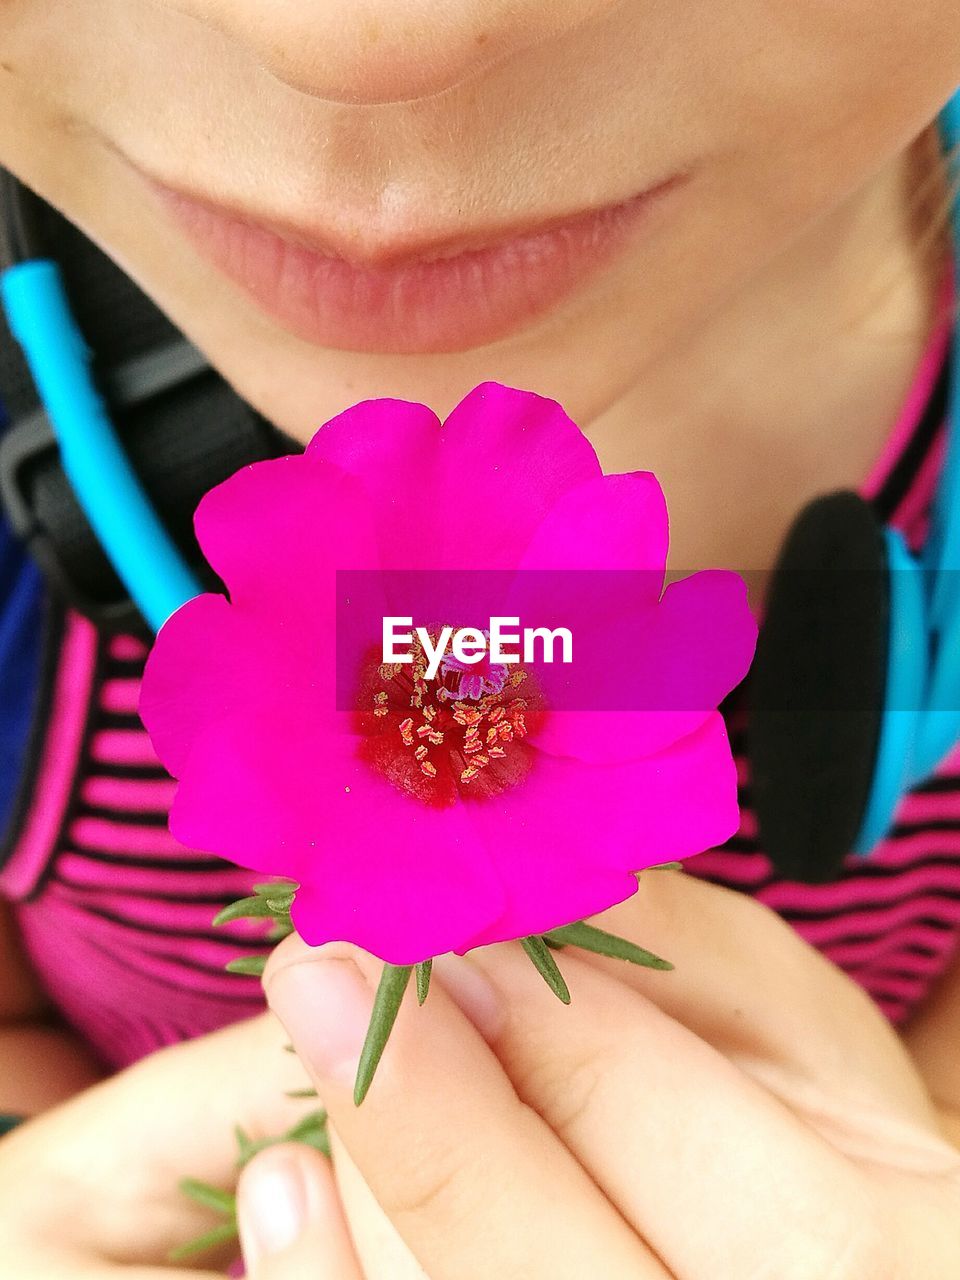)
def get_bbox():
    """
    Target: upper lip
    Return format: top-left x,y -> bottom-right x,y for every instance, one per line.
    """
147,172 -> 680,270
